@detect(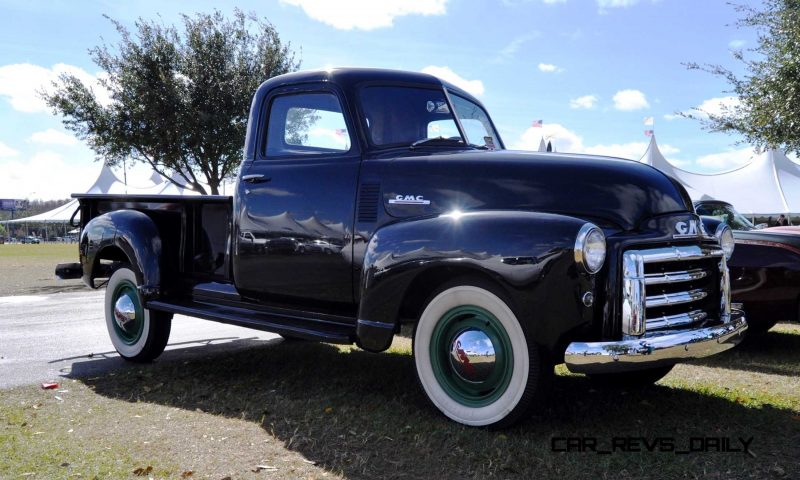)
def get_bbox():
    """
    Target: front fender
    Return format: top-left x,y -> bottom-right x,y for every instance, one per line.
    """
80,210 -> 162,298
356,210 -> 599,352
